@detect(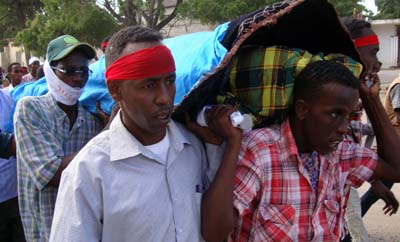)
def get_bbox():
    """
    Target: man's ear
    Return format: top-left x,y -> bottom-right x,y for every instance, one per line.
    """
294,99 -> 309,120
107,81 -> 122,101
